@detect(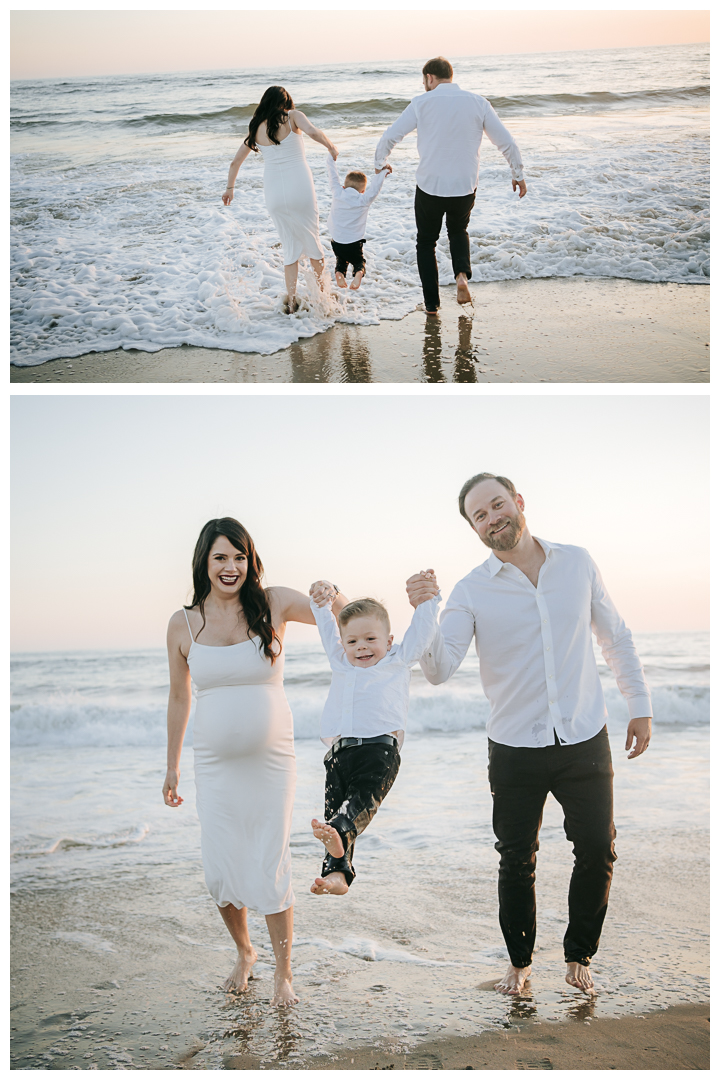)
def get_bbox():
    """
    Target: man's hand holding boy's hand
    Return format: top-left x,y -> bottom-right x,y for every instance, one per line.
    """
309,580 -> 339,607
406,569 -> 439,608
